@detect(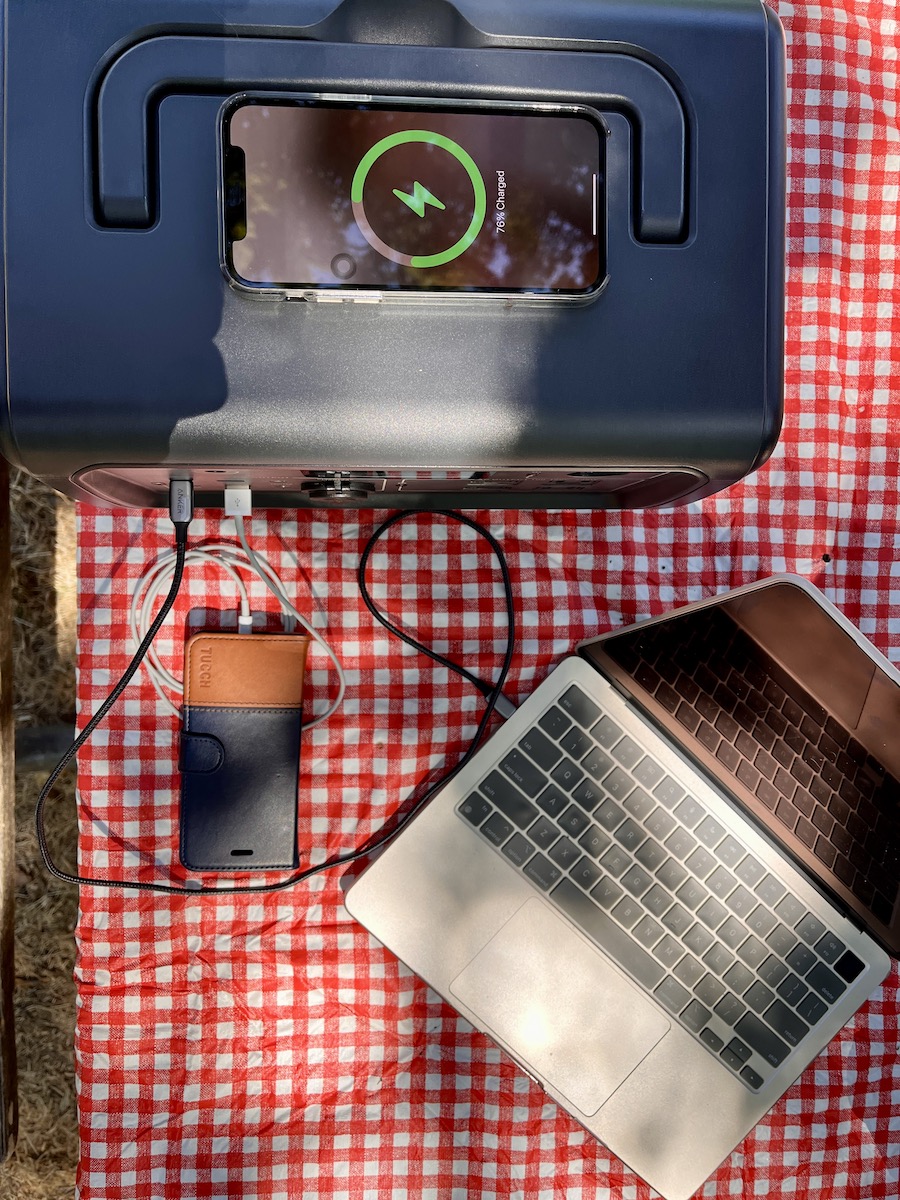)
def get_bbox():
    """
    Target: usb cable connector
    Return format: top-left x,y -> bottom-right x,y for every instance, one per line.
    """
168,479 -> 194,544
224,483 -> 253,518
